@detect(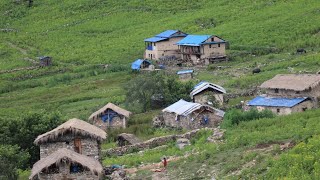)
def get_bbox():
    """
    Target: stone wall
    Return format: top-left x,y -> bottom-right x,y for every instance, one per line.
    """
162,109 -> 223,130
102,128 -> 214,156
39,169 -> 99,180
40,134 -> 100,159
93,116 -> 126,130
193,90 -> 224,105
